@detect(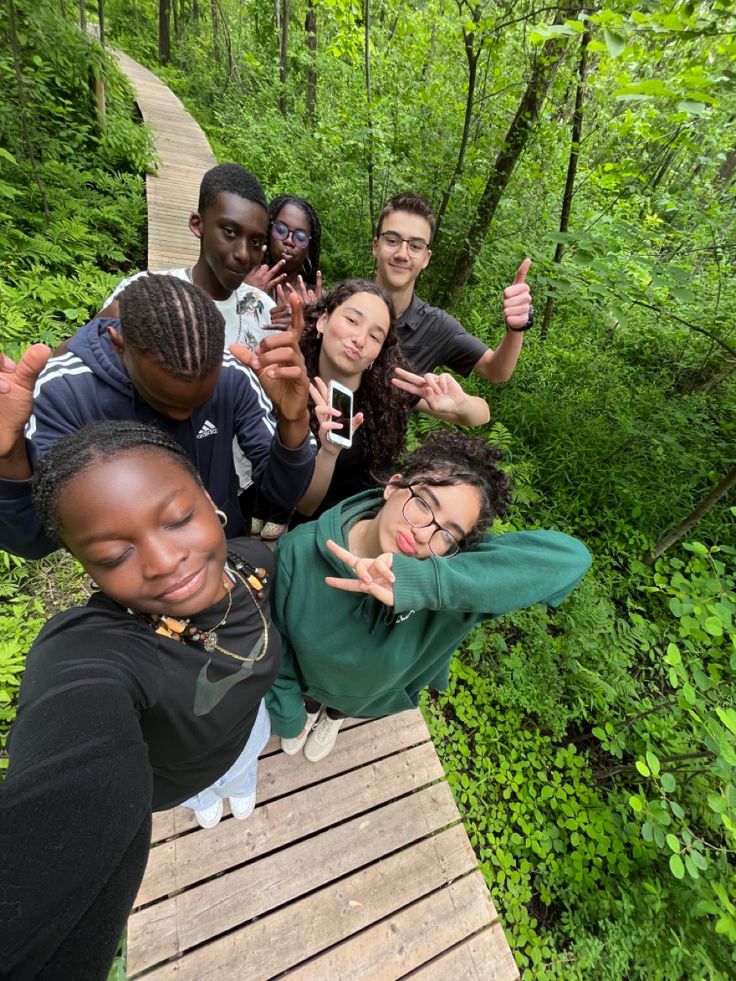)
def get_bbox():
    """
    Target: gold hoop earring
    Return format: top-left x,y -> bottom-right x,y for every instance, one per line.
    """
215,508 -> 228,528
